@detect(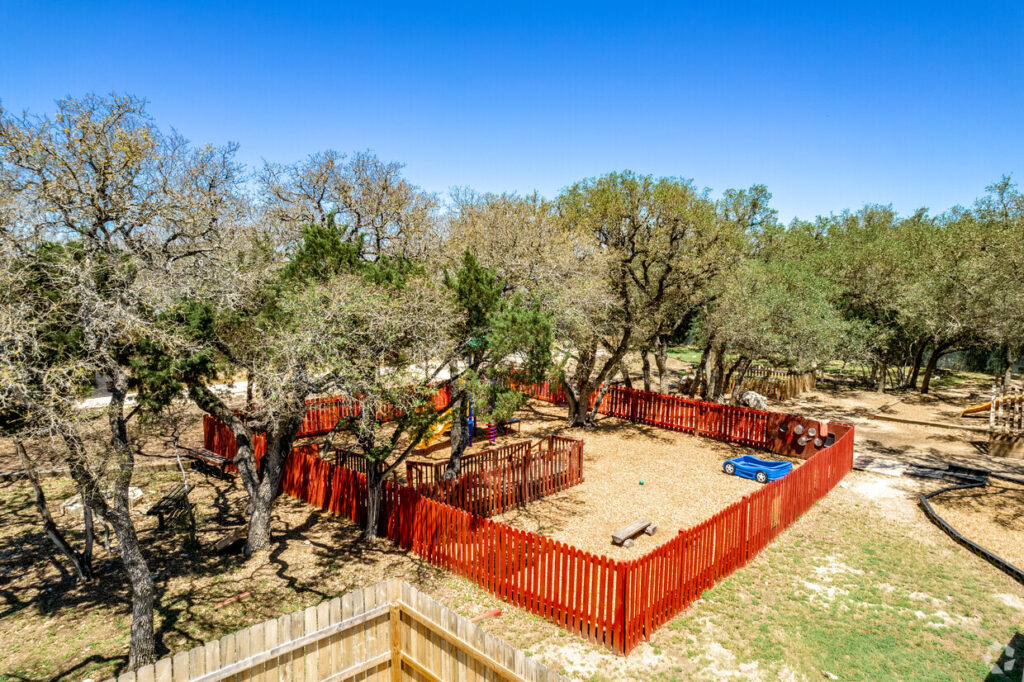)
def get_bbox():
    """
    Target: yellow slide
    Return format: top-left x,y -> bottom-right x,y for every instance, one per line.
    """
416,417 -> 452,448
960,394 -> 1023,418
